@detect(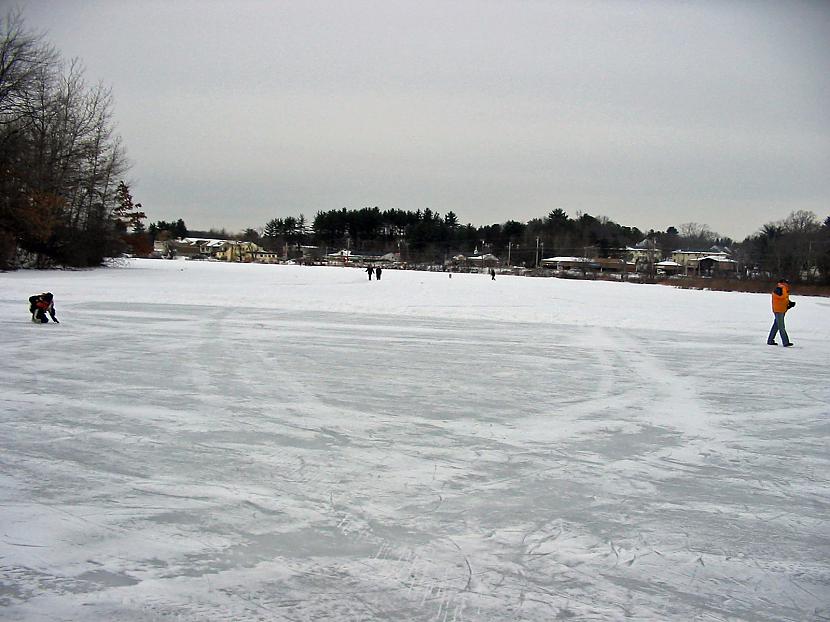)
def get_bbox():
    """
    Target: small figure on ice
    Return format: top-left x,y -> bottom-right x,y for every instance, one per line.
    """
366,265 -> 374,280
767,278 -> 794,346
29,292 -> 59,324
375,266 -> 382,281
